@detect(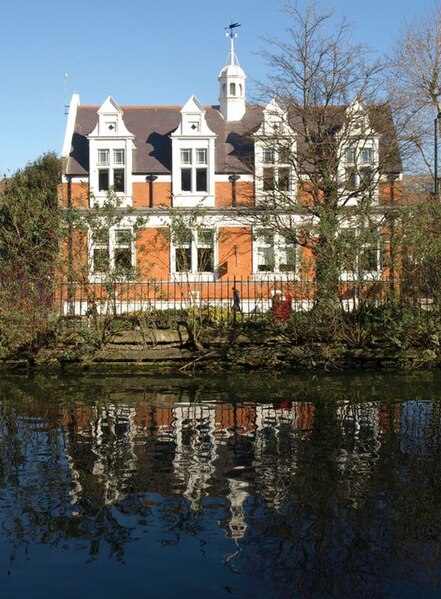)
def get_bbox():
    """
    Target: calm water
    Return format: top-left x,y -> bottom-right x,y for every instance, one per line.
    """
1,372 -> 441,598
